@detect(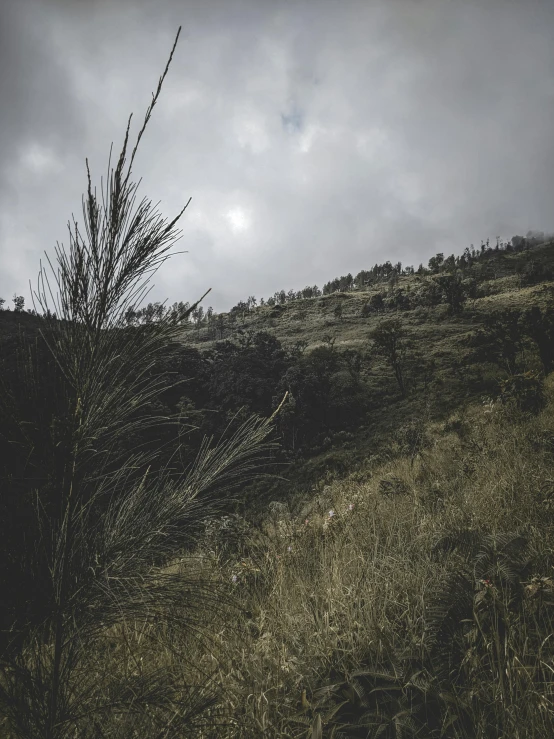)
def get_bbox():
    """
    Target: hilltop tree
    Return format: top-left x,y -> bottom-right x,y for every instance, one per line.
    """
428,253 -> 444,273
12,295 -> 25,312
192,304 -> 204,327
215,312 -> 226,339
